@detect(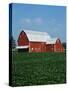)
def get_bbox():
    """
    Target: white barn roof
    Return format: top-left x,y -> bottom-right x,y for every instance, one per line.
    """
23,29 -> 51,42
46,38 -> 57,44
21,29 -> 58,44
